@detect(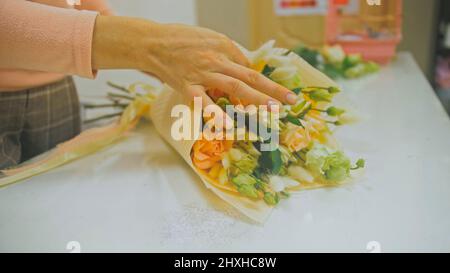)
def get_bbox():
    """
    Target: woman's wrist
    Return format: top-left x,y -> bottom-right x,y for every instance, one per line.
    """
92,15 -> 158,71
